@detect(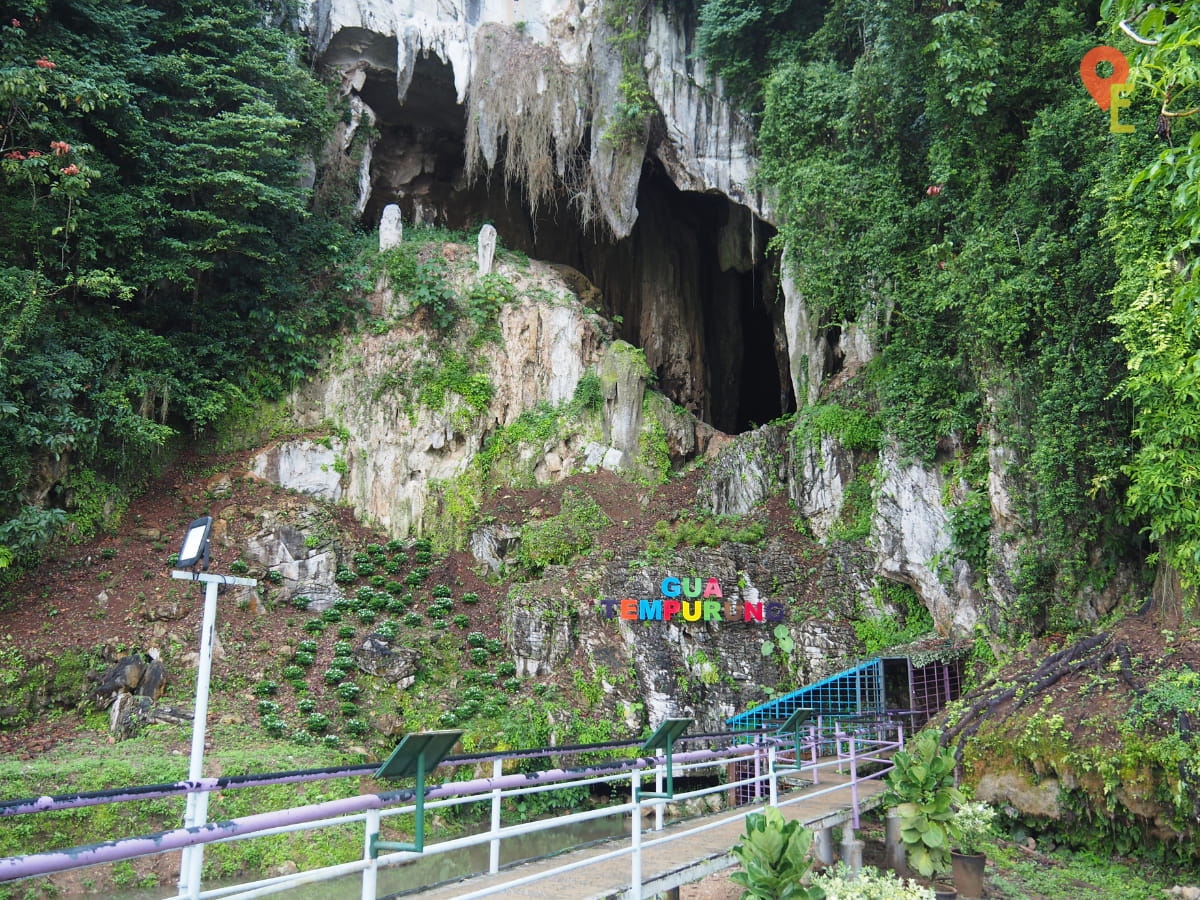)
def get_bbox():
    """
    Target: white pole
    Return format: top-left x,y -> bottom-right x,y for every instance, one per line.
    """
173,571 -> 257,900
630,772 -> 642,900
489,758 -> 502,874
361,808 -> 380,900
